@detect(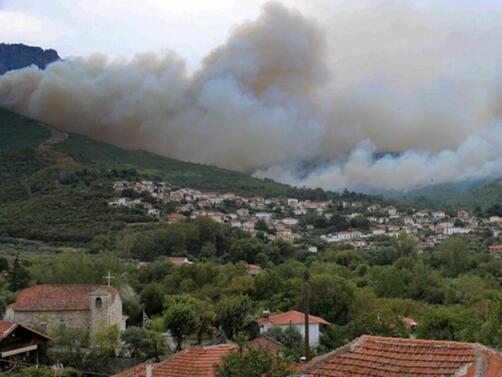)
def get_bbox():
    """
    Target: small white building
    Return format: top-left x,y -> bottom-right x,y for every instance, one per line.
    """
255,212 -> 273,224
257,310 -> 329,347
